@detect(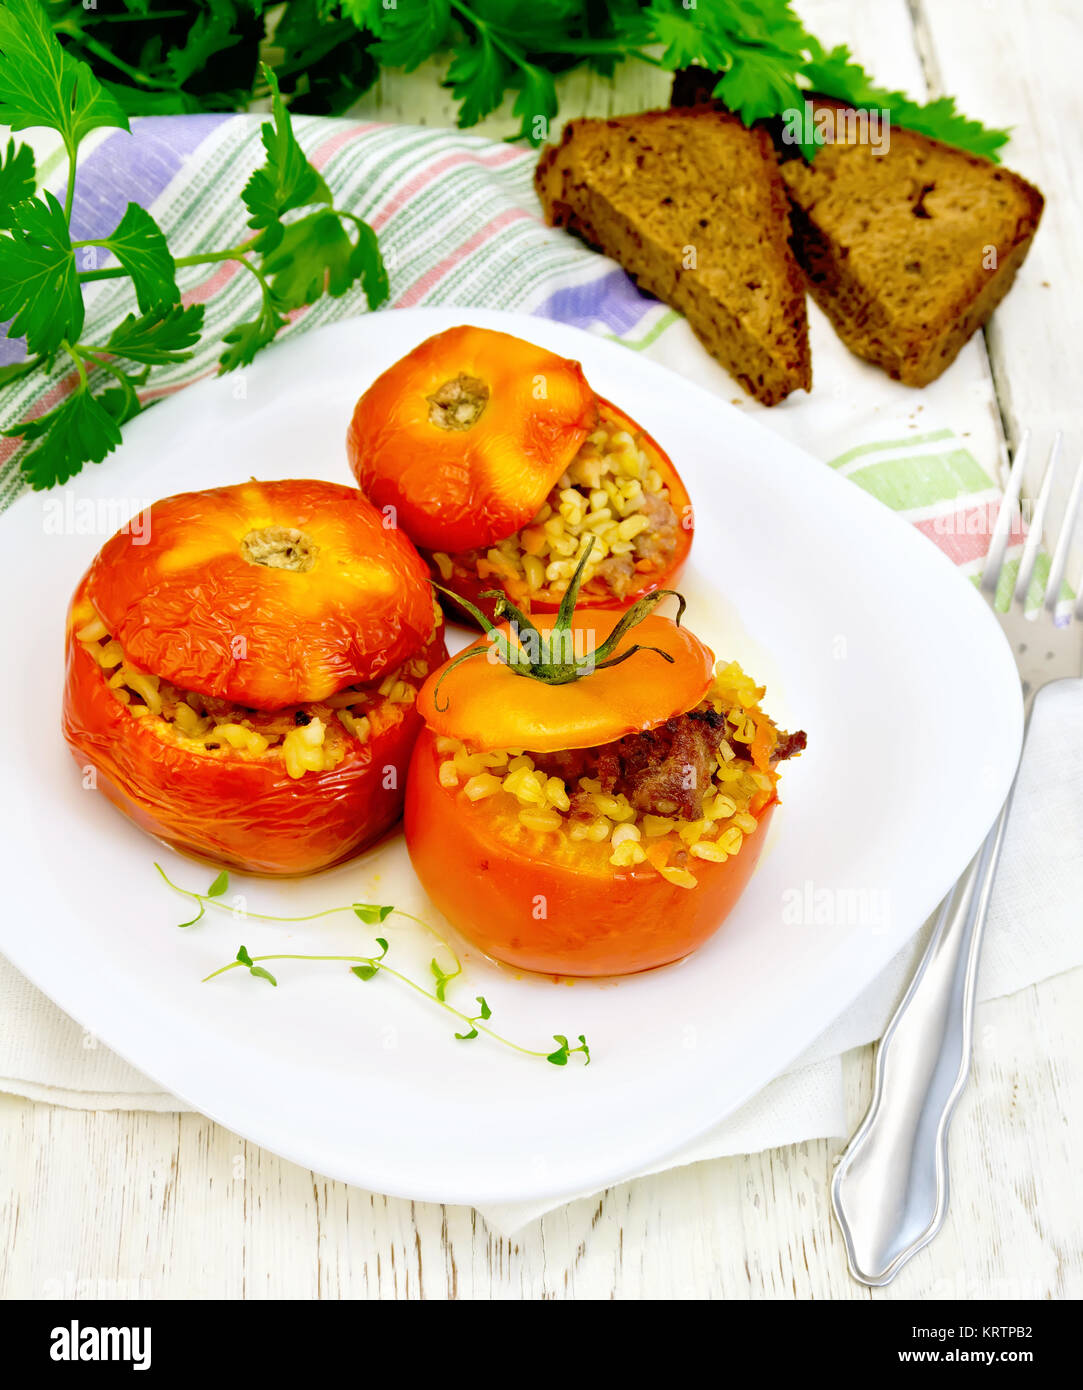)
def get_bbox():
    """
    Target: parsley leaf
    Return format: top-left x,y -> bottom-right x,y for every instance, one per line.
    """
105,303 -> 205,365
34,0 -> 1010,165
5,388 -> 122,490
97,368 -> 146,427
649,0 -> 729,71
341,0 -> 388,30
0,0 -> 129,148
261,209 -> 359,308
272,0 -> 379,115
512,63 -> 558,144
372,0 -> 452,72
165,4 -> 244,87
0,138 -> 35,228
715,48 -> 804,125
242,64 -> 331,249
0,192 -> 83,355
447,30 -> 510,128
90,203 -> 179,313
803,42 -> 1010,161
261,209 -> 388,311
340,213 -> 389,310
218,282 -> 287,372
0,356 -> 42,389
892,97 -> 1011,162
0,10 -> 386,492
